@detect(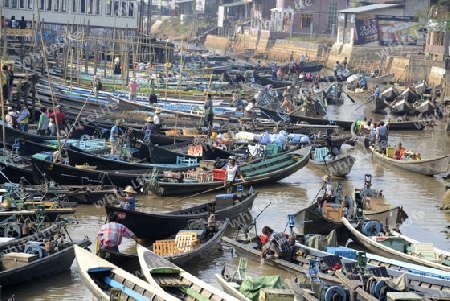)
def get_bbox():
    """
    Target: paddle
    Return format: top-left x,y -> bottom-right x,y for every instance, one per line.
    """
342,90 -> 355,103
167,176 -> 270,206
322,155 -> 330,176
